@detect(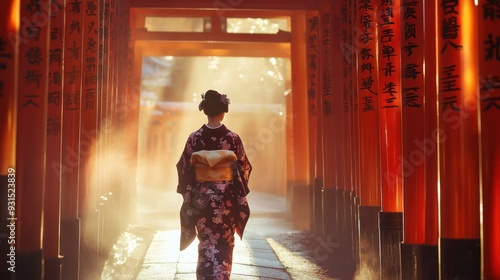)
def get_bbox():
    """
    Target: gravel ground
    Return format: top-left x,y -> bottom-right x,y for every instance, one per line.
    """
269,230 -> 358,280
